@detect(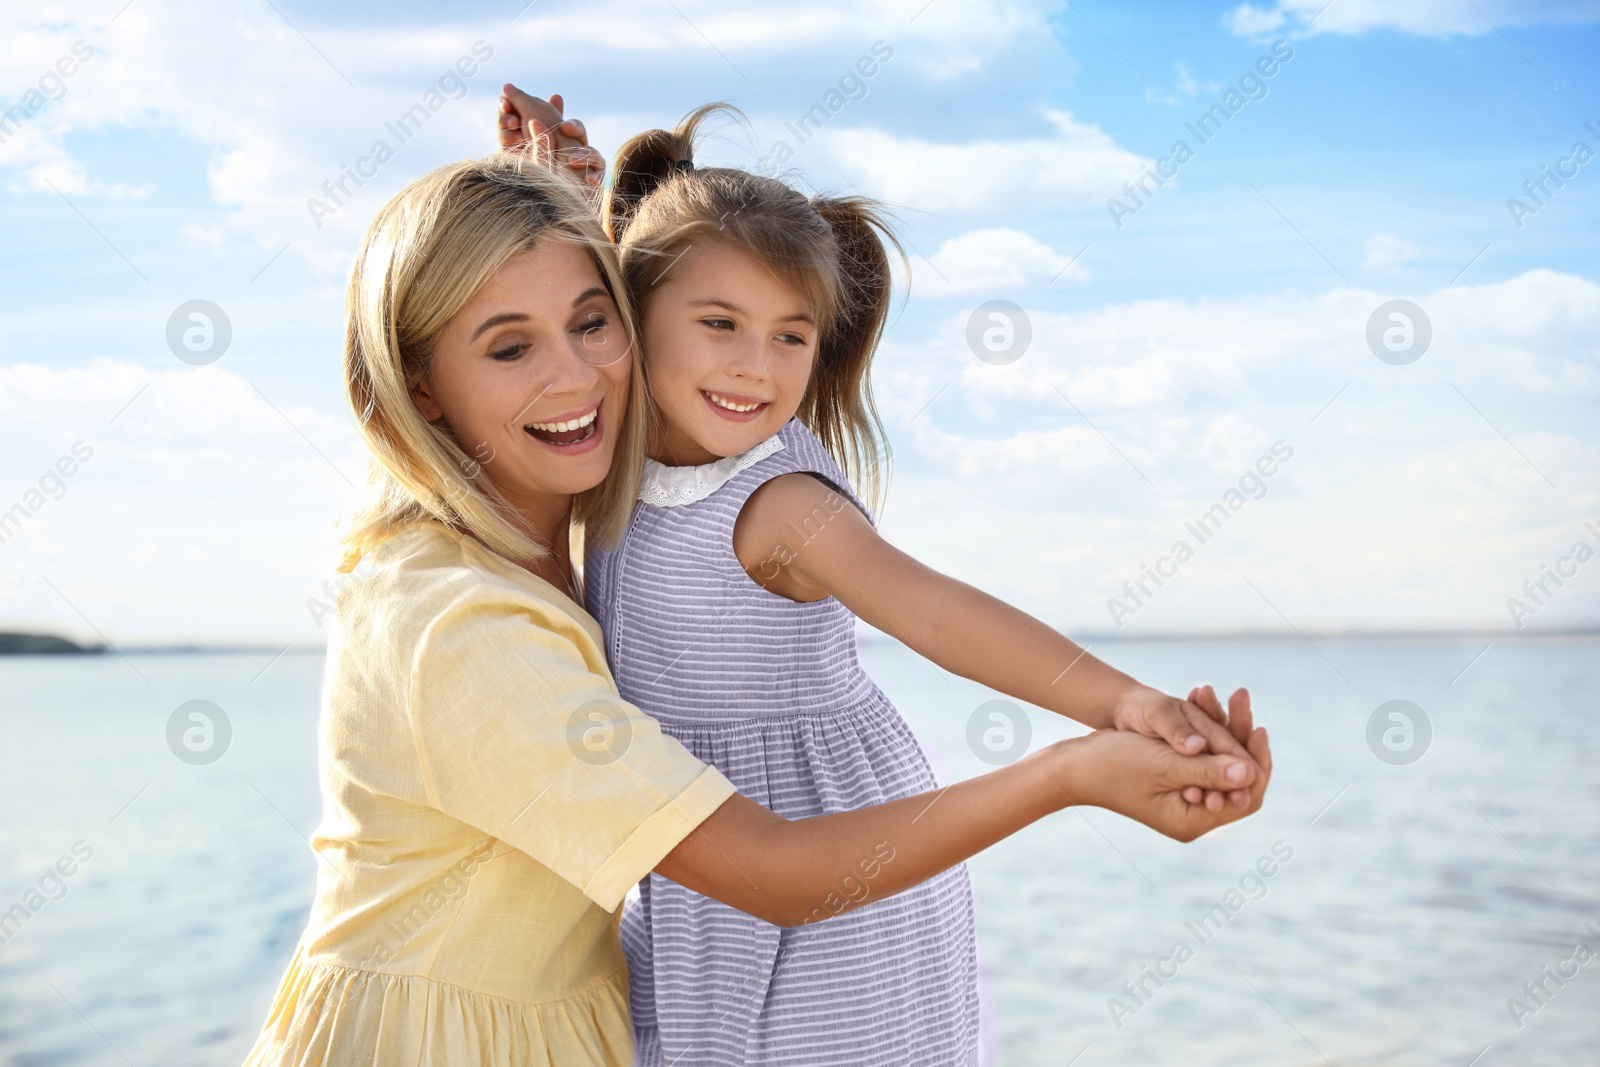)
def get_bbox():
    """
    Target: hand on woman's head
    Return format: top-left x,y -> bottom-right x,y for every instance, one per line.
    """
498,85 -> 606,187
410,237 -> 632,514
